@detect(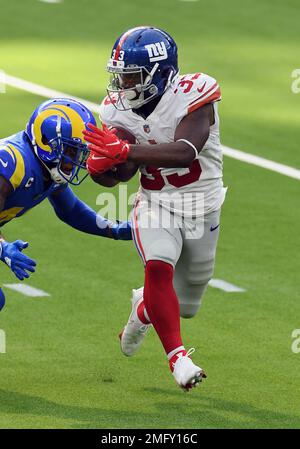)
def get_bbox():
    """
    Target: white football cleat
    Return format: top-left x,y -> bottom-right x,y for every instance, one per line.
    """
170,348 -> 207,391
119,287 -> 151,357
